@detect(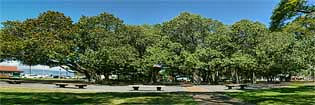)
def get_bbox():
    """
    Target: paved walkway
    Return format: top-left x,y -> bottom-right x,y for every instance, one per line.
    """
0,81 -> 242,93
0,81 -> 188,92
5,81 -> 297,105
0,81 -> 249,104
2,81 -> 313,105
